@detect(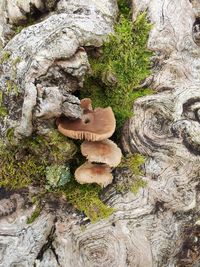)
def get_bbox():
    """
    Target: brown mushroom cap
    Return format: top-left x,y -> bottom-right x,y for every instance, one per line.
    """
57,107 -> 116,141
81,139 -> 122,167
75,162 -> 113,187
